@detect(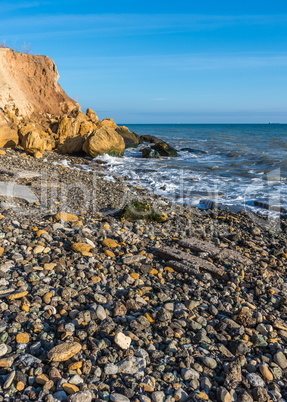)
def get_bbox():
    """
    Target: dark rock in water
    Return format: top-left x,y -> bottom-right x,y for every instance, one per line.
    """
254,200 -> 287,214
142,147 -> 161,158
180,148 -> 207,154
140,134 -> 163,144
142,142 -> 178,158
153,141 -> 178,157
116,126 -> 140,148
